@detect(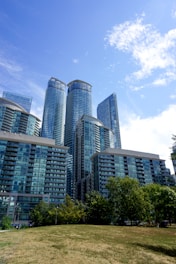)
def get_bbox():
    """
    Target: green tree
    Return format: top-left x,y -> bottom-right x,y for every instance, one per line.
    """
1,215 -> 11,230
107,176 -> 151,225
143,184 -> 176,225
58,195 -> 85,224
158,186 -> 176,224
85,191 -> 112,225
30,201 -> 55,226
